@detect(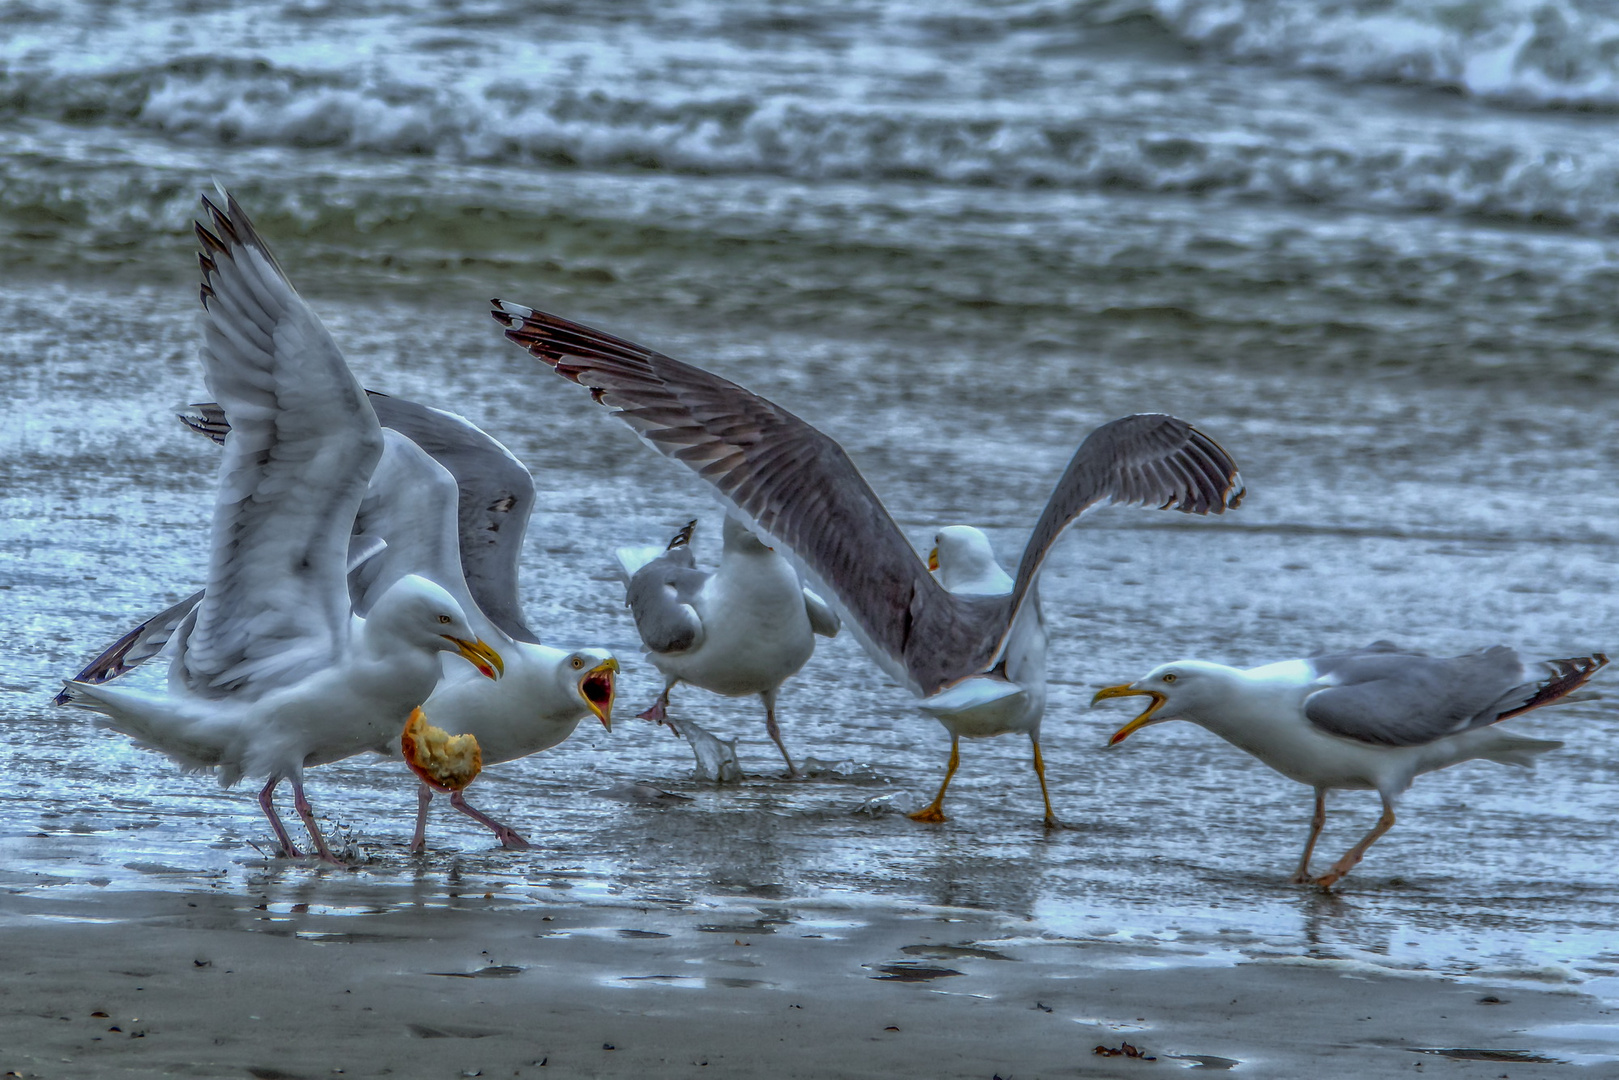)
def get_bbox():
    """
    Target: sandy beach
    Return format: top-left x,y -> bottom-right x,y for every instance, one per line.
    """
5,877 -> 1616,1079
